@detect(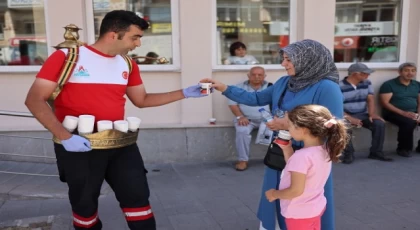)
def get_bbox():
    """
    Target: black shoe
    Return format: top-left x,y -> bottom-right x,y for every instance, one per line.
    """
368,153 -> 394,161
397,149 -> 412,157
415,147 -> 420,153
342,156 -> 354,164
340,153 -> 354,164
342,158 -> 353,164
